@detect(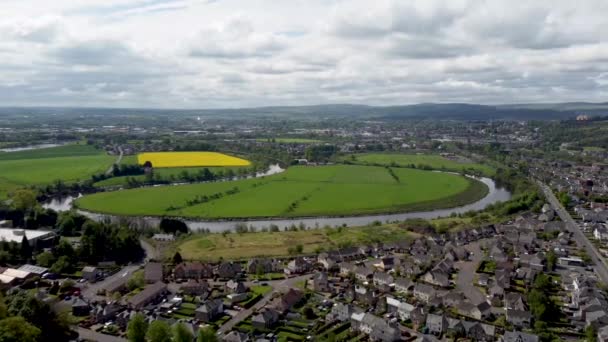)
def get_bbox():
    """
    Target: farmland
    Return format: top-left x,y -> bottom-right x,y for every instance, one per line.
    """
0,144 -> 115,199
76,164 -> 488,219
137,151 -> 250,168
169,224 -> 421,261
344,153 -> 495,176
